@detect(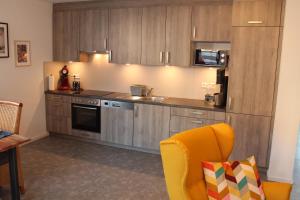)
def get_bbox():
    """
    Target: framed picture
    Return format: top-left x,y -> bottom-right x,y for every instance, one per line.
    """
0,23 -> 9,58
14,40 -> 31,67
